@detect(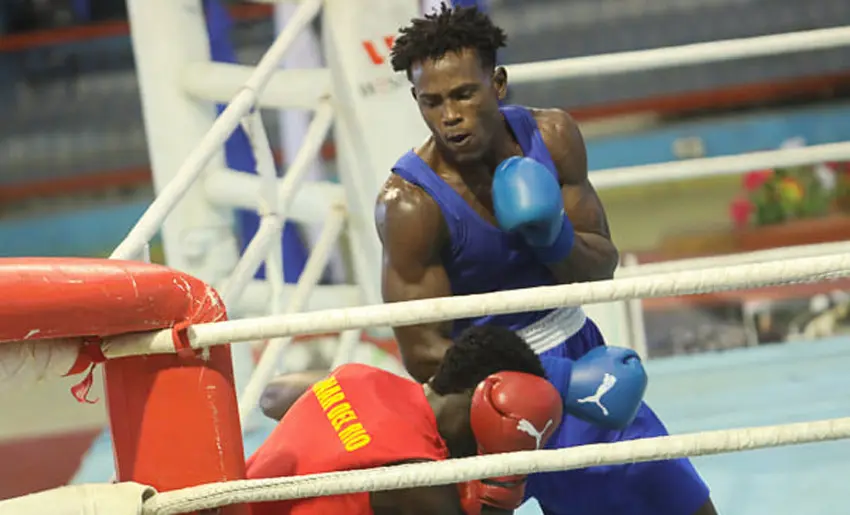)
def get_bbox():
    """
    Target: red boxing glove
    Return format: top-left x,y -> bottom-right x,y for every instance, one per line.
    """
469,371 -> 563,510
